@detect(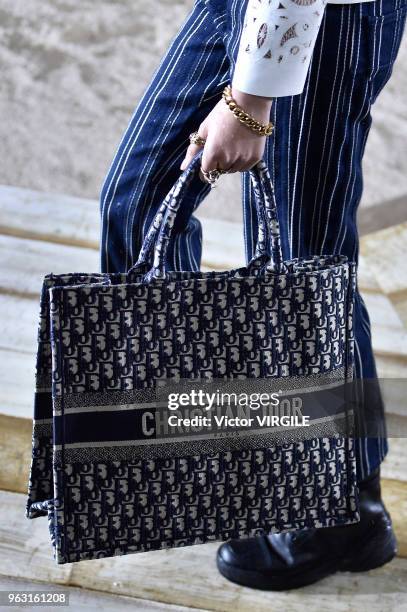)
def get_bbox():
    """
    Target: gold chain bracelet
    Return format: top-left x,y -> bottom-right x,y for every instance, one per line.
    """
222,85 -> 274,137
